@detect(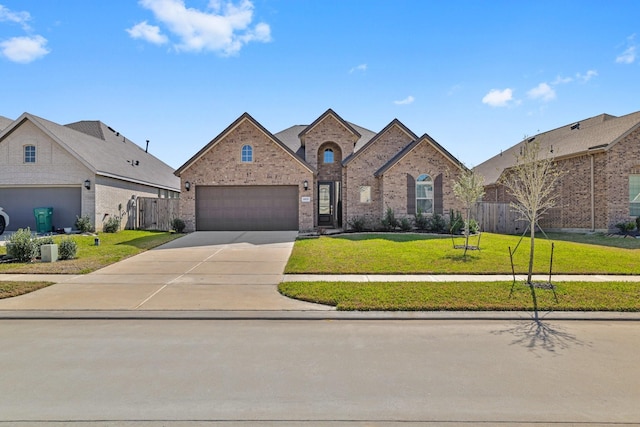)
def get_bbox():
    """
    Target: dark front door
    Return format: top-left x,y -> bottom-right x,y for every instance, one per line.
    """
317,181 -> 333,227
